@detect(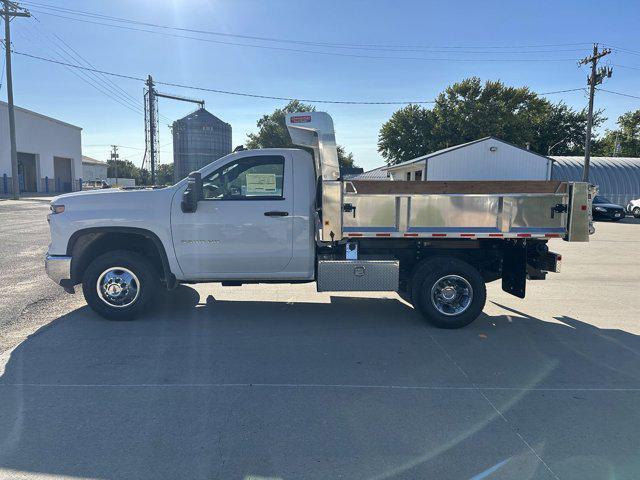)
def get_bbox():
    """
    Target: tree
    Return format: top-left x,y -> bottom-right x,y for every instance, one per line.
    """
107,158 -> 139,179
378,77 -> 601,165
593,109 -> 640,157
378,104 -> 437,164
156,163 -> 175,185
137,168 -> 150,186
247,100 -> 357,169
336,145 -> 355,169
